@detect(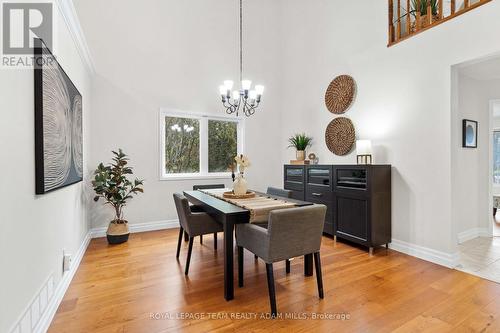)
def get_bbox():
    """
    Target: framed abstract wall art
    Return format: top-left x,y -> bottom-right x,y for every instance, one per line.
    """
34,39 -> 83,194
462,119 -> 478,149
